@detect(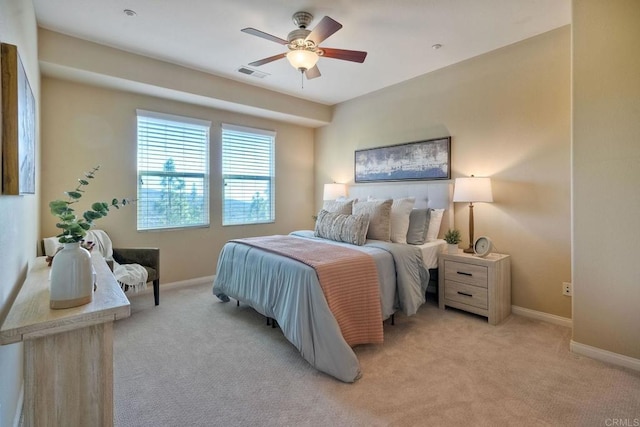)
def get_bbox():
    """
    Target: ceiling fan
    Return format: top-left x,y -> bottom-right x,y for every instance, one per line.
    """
242,11 -> 367,80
